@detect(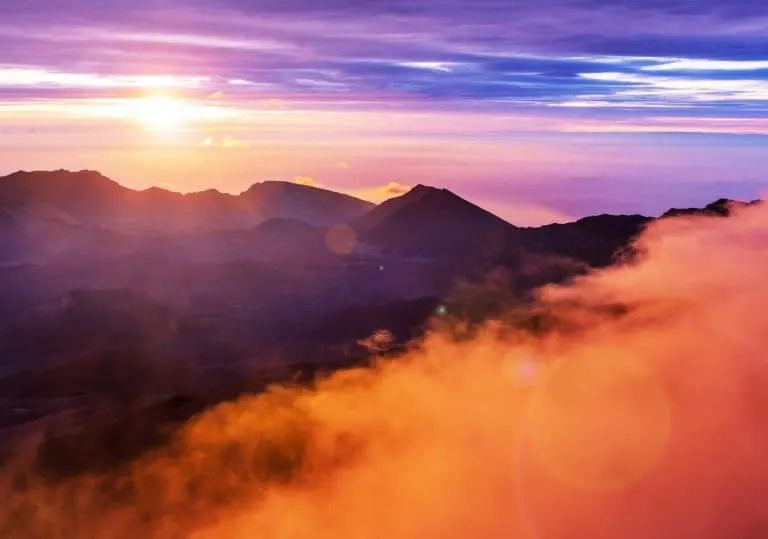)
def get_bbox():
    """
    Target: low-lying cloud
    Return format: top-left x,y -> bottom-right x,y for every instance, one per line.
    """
201,135 -> 251,148
4,202 -> 768,538
349,181 -> 412,203
294,176 -> 324,188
